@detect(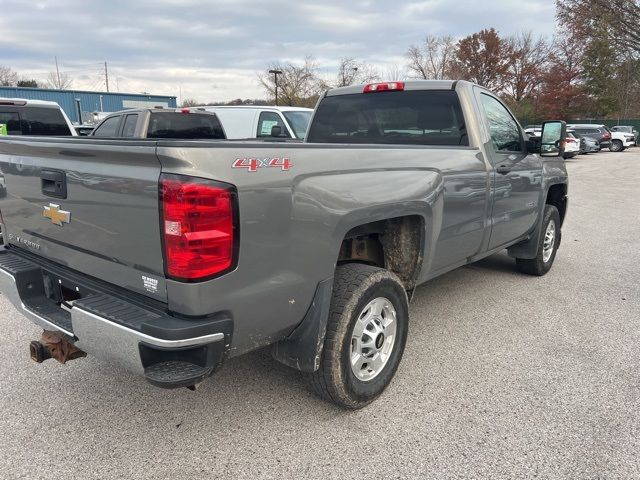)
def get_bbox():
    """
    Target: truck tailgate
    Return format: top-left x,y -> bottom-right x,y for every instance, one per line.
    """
0,138 -> 167,302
